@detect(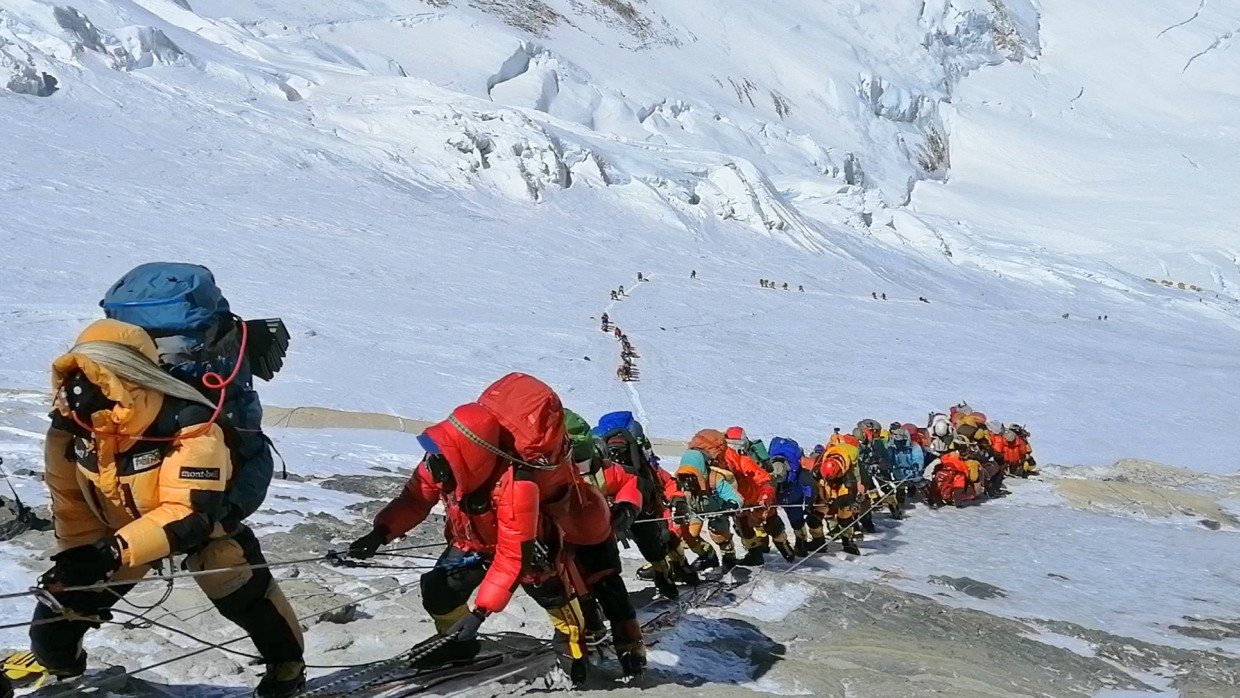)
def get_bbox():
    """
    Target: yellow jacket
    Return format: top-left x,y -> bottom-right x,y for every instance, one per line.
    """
47,319 -> 231,568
